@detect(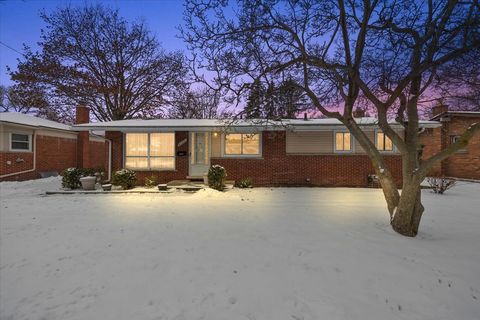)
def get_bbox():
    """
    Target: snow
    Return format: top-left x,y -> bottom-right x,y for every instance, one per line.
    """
73,117 -> 441,131
0,112 -> 72,131
1,177 -> 479,320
